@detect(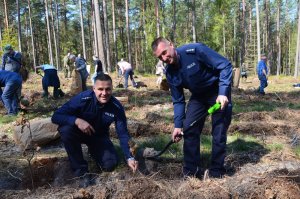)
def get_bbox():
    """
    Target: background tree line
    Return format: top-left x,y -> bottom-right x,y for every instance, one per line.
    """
0,0 -> 299,77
